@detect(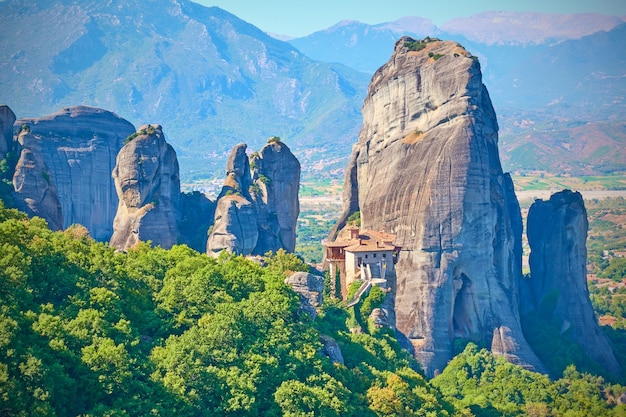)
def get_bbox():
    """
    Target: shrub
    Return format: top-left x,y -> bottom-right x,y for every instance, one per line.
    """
347,211 -> 361,227
360,285 -> 386,319
257,174 -> 271,185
